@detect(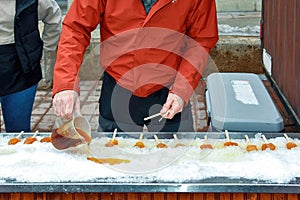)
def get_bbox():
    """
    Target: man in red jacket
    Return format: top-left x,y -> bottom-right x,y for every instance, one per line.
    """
52,0 -> 219,132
